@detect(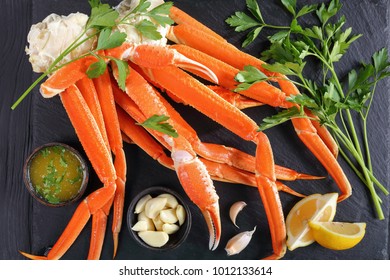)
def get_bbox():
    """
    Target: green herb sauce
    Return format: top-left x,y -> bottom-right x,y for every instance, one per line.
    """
29,145 -> 84,204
